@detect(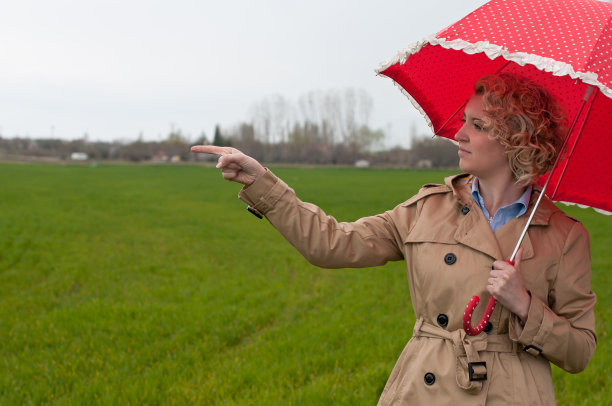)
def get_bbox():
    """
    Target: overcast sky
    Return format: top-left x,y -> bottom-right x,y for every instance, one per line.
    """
1,0 -> 490,148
